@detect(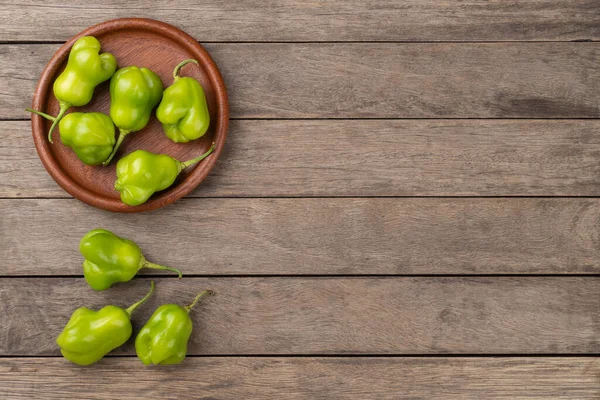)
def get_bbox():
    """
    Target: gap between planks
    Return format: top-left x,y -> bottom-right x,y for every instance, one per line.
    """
2,354 -> 600,358
0,40 -> 598,45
